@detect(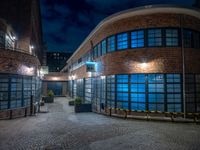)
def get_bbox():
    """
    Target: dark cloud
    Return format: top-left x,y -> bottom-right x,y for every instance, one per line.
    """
40,0 -> 195,52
